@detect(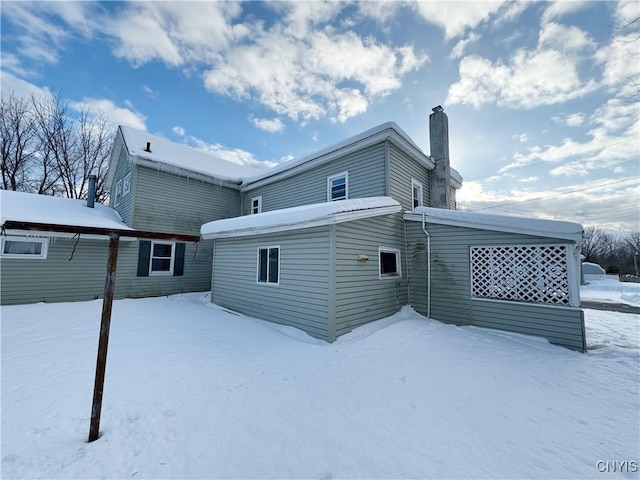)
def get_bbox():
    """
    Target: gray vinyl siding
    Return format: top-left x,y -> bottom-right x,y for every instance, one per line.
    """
449,187 -> 457,210
211,227 -> 332,340
1,237 -> 121,305
388,142 -> 430,210
0,237 -> 212,305
241,142 -> 387,215
471,298 -> 585,351
334,214 -> 408,336
405,220 -> 585,350
133,165 -> 240,234
110,146 -> 135,225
